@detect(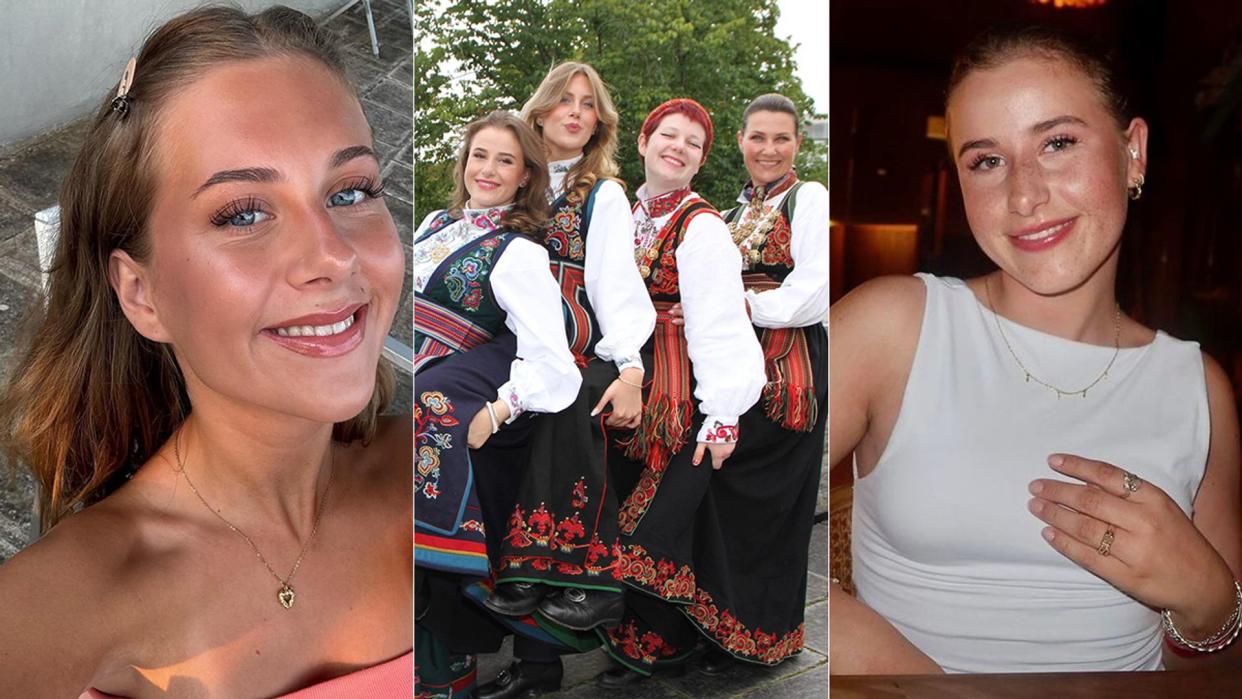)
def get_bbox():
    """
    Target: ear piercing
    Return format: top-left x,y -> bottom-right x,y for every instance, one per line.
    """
1128,146 -> 1139,160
